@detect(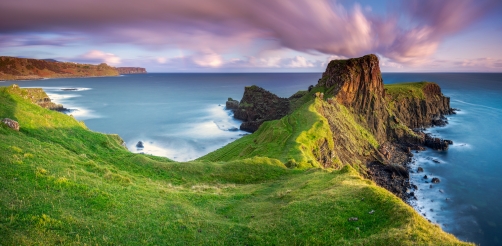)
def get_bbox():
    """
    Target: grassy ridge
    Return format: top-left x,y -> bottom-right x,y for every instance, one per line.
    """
0,85 -> 469,245
199,94 -> 333,169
